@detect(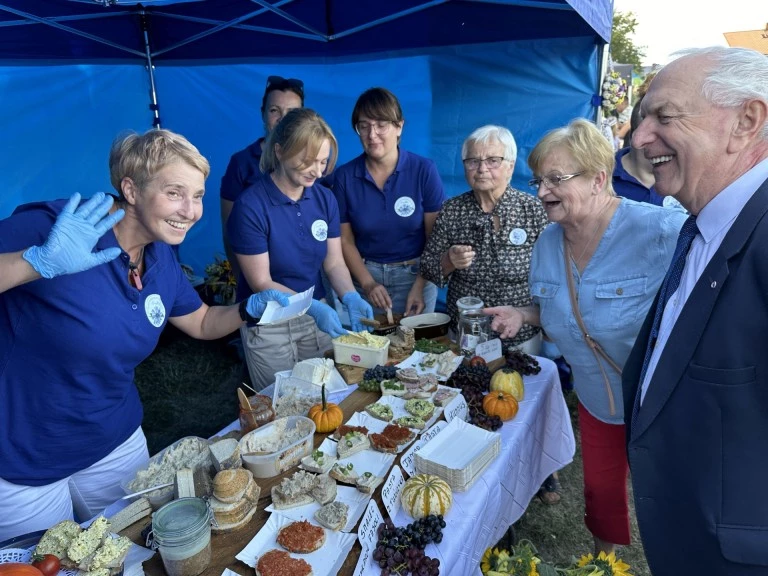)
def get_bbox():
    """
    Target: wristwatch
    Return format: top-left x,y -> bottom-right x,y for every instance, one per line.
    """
238,299 -> 258,322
